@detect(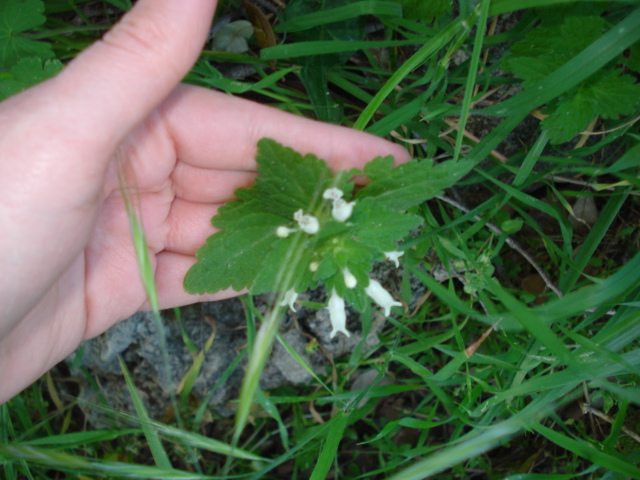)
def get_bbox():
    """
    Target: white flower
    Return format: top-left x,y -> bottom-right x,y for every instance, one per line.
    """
342,268 -> 357,289
365,279 -> 402,316
323,187 -> 344,200
327,288 -> 350,338
384,250 -> 404,268
293,209 -> 319,234
309,261 -> 319,272
332,198 -> 356,222
323,187 -> 355,222
279,288 -> 298,312
276,226 -> 296,238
